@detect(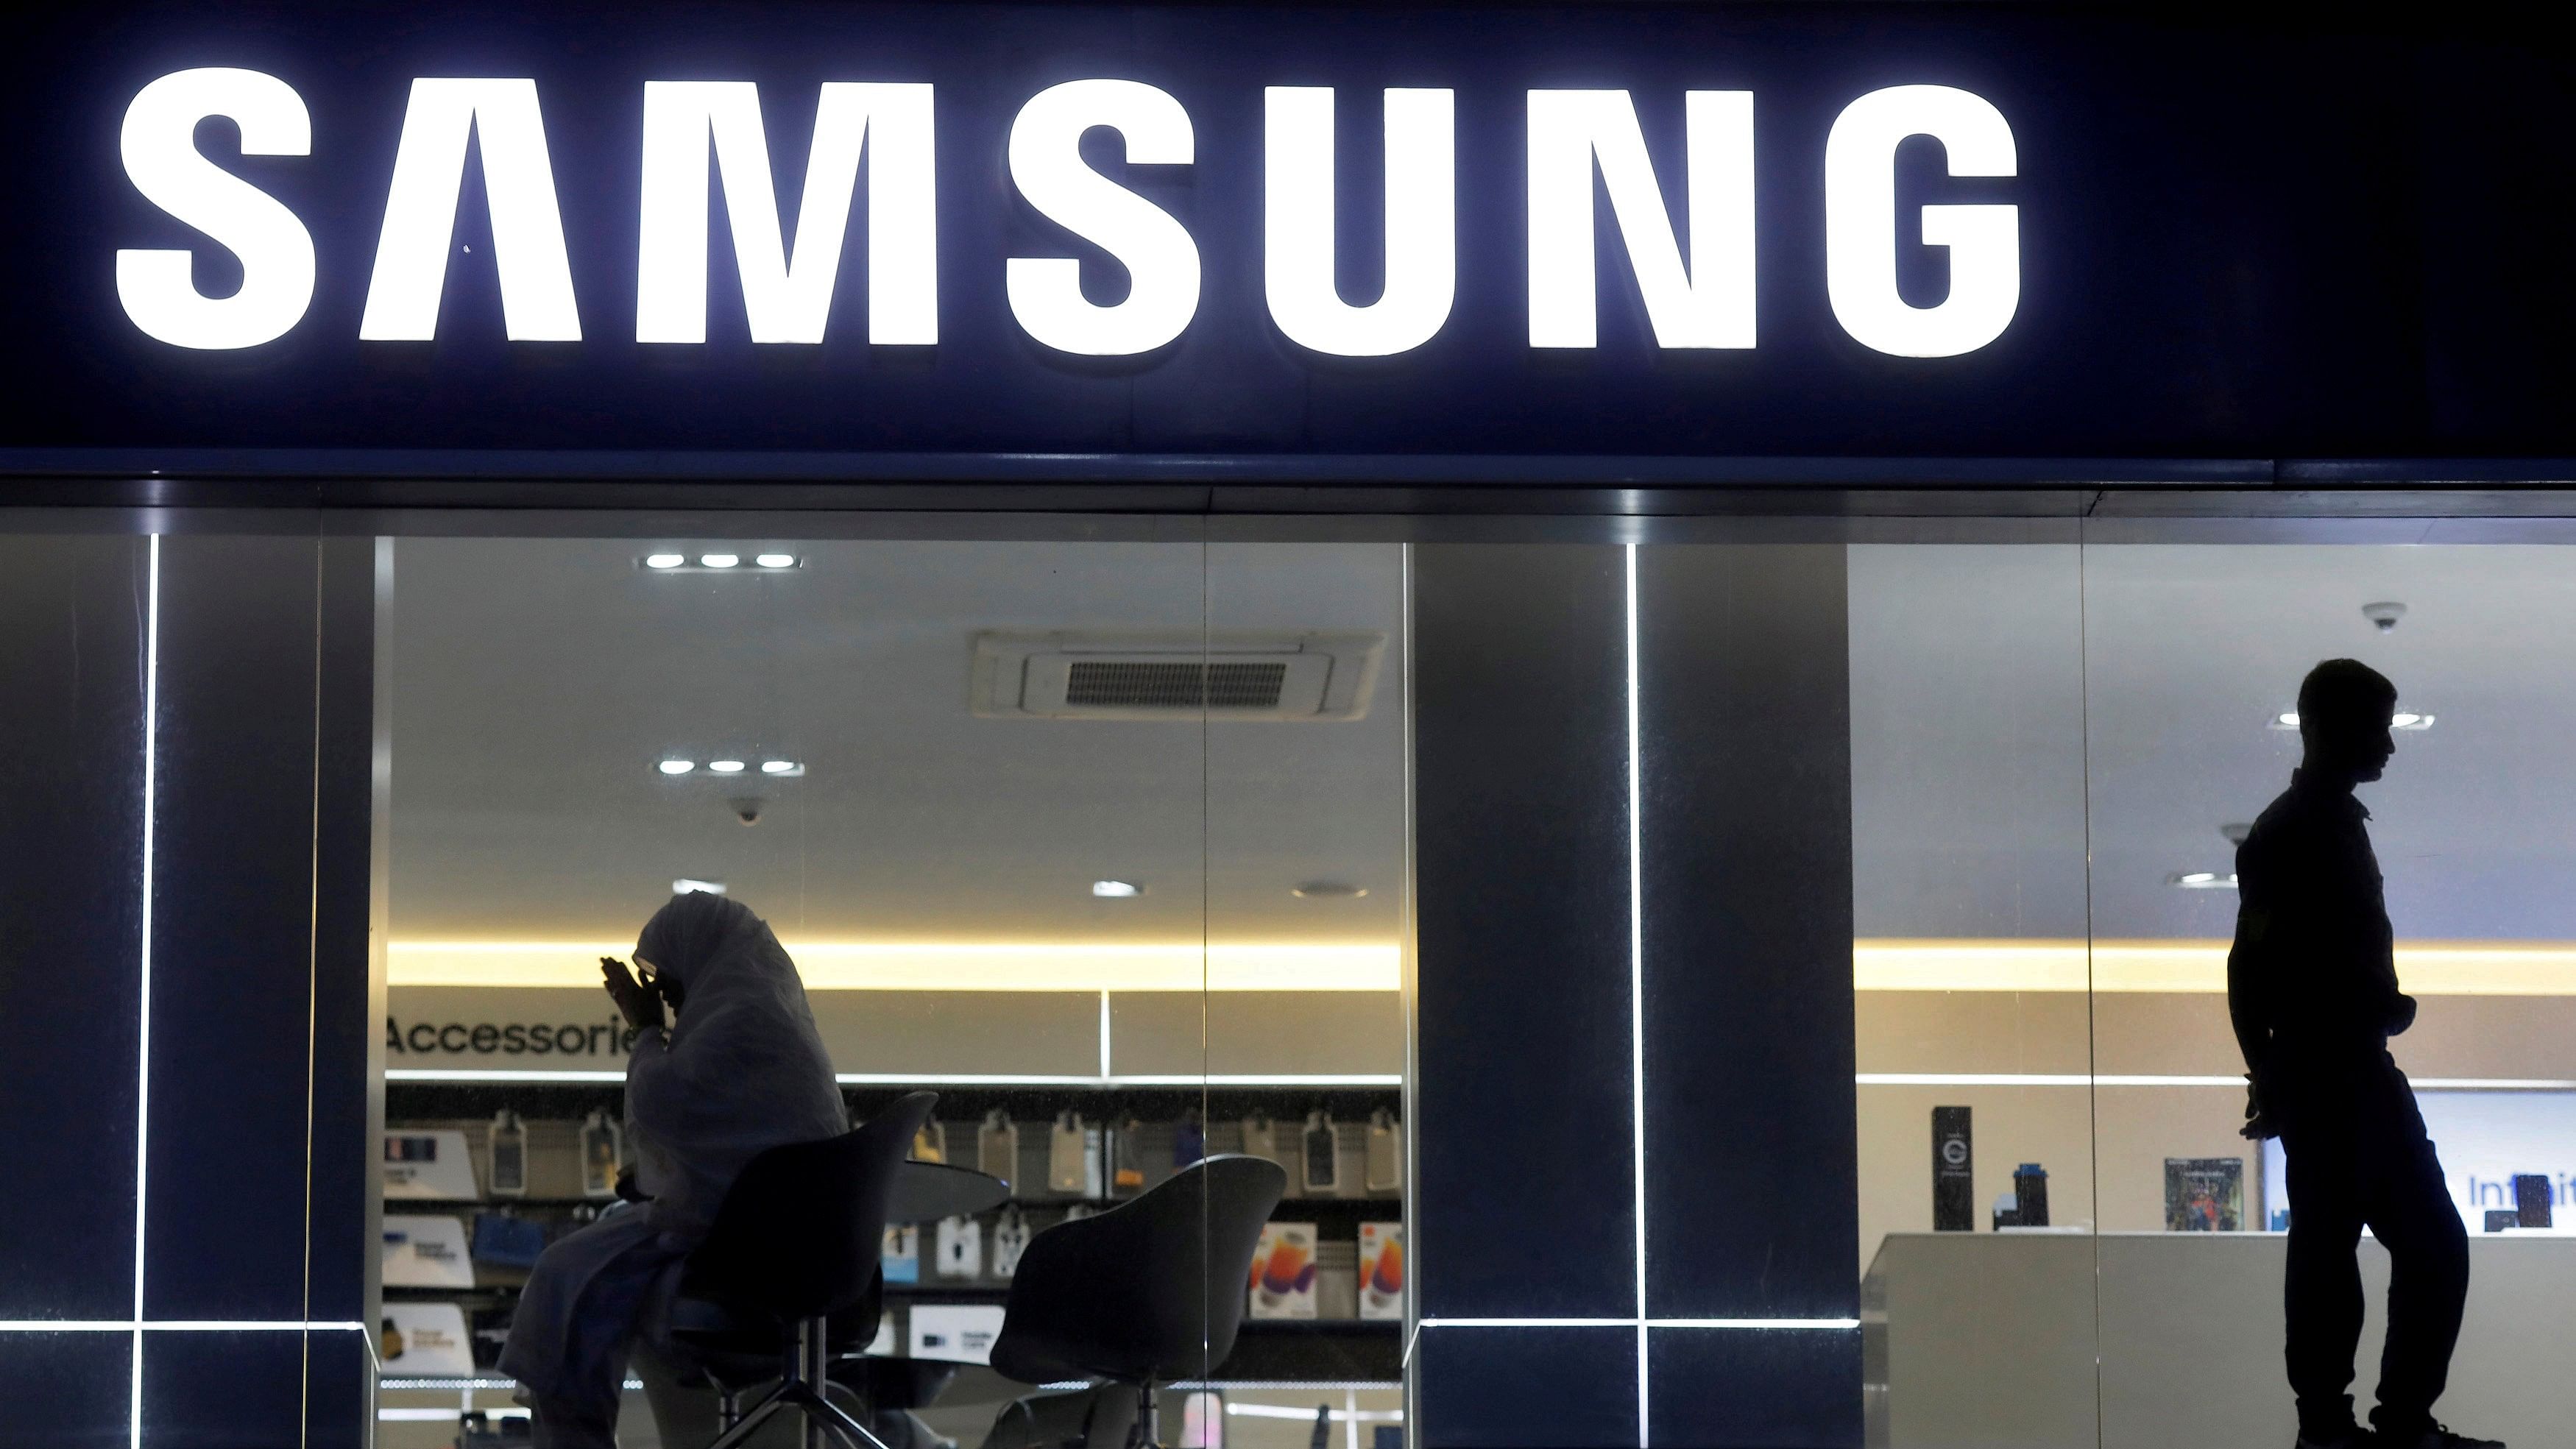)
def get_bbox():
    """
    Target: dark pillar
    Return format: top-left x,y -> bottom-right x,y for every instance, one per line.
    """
0,534 -> 149,1443
134,532 -> 378,1449
1412,544 -> 1639,1448
1635,545 -> 1858,1448
1410,542 -> 1858,1449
